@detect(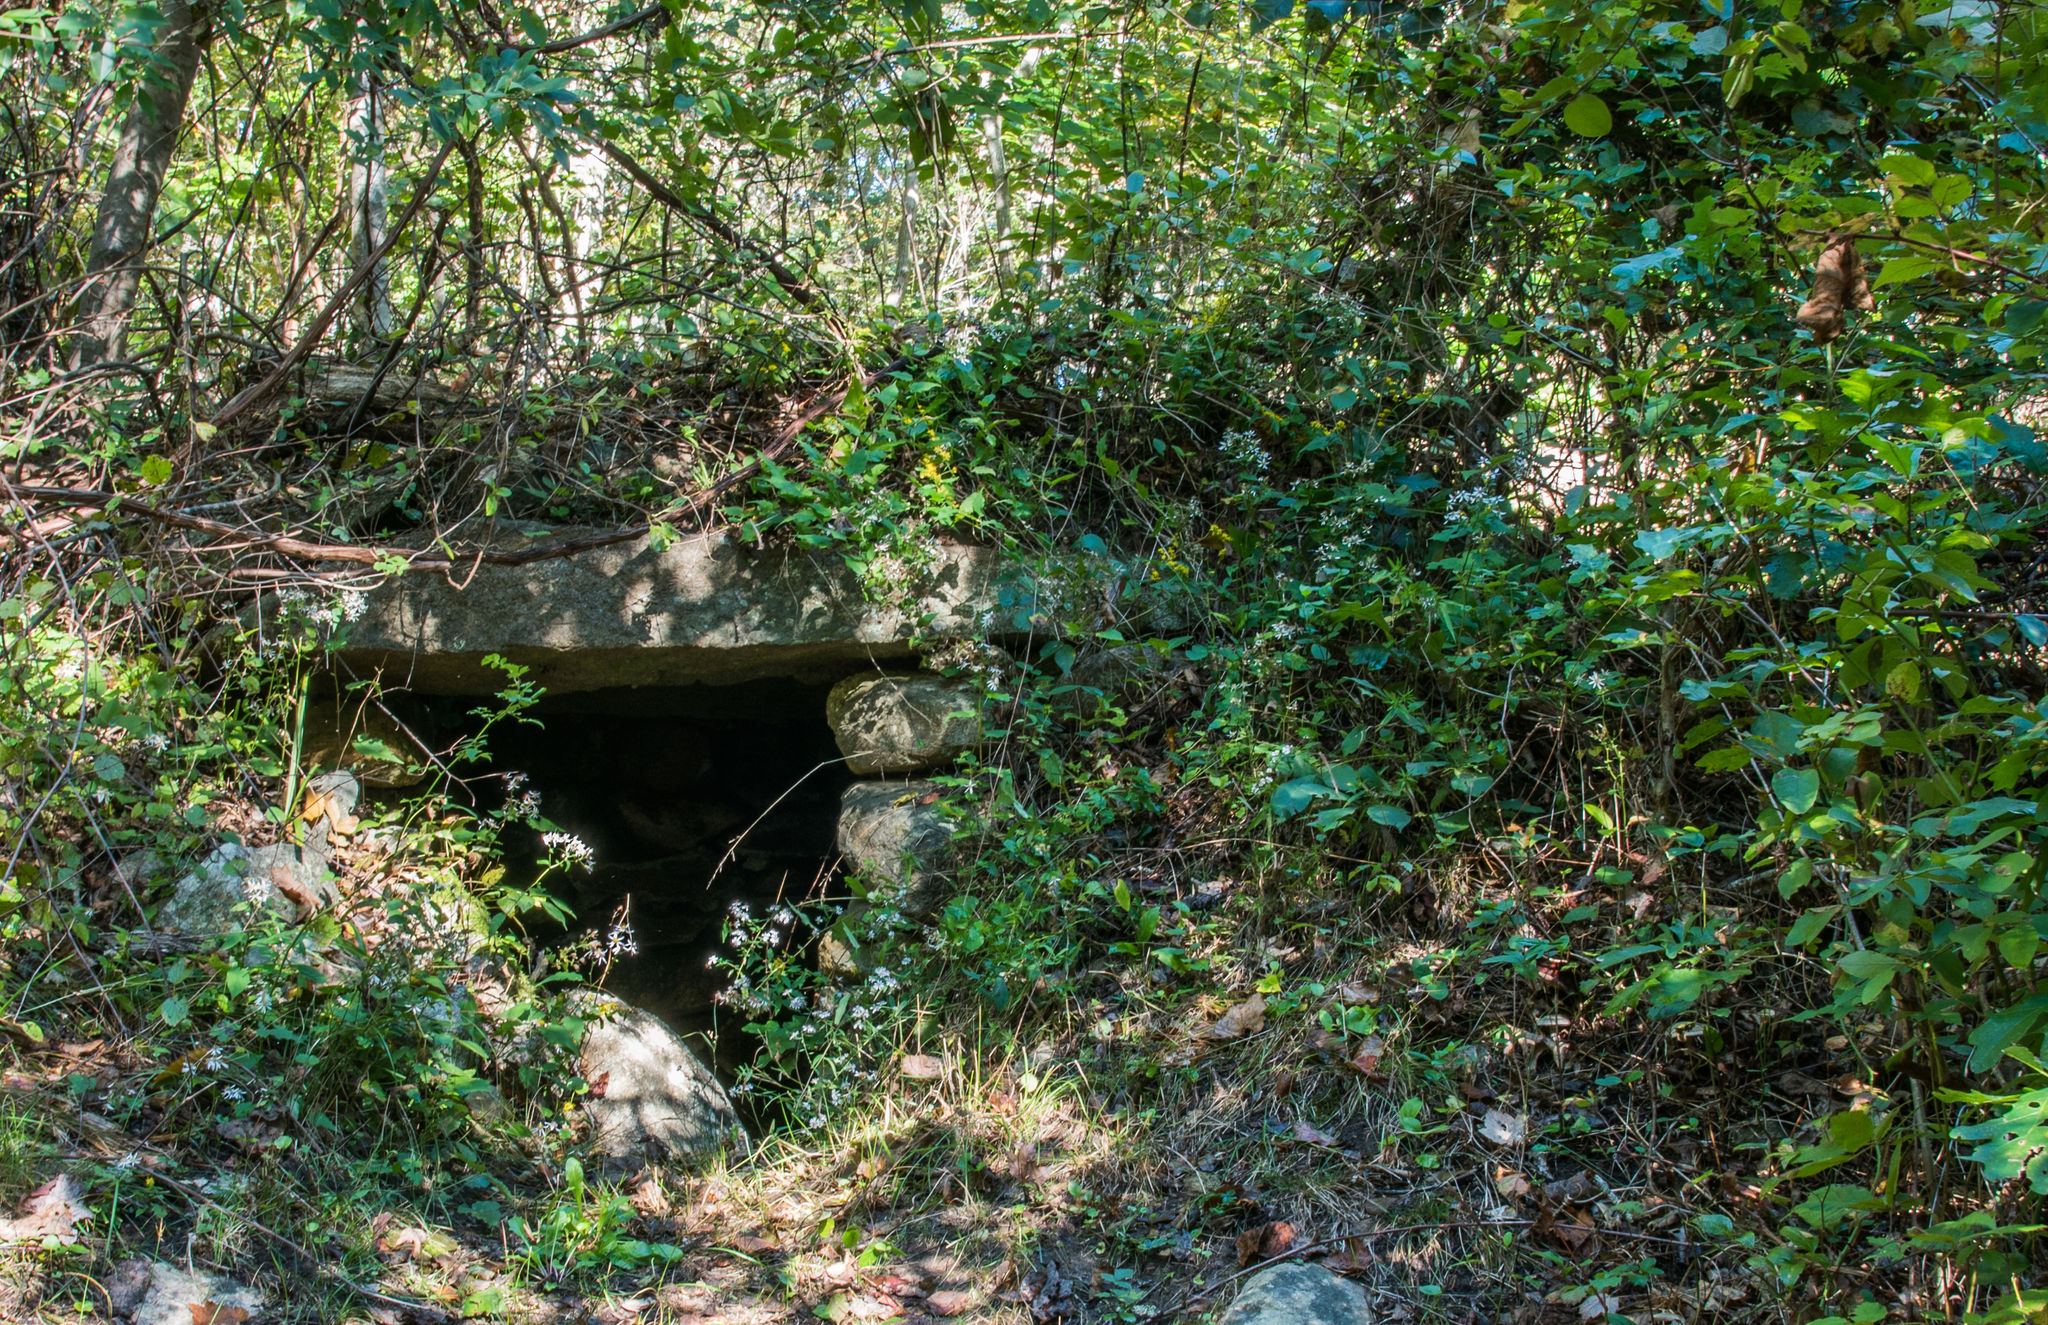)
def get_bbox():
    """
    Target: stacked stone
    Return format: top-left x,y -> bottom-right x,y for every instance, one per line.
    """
821,671 -> 986,976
